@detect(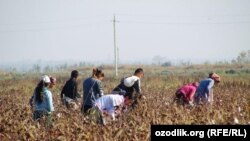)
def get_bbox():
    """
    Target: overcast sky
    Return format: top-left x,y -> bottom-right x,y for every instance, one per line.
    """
0,0 -> 250,65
